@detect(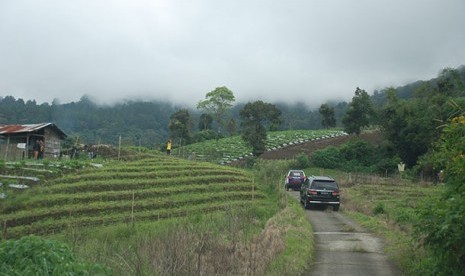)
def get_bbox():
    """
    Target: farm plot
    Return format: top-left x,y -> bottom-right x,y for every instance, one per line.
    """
343,181 -> 443,228
1,156 -> 263,239
175,129 -> 346,164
